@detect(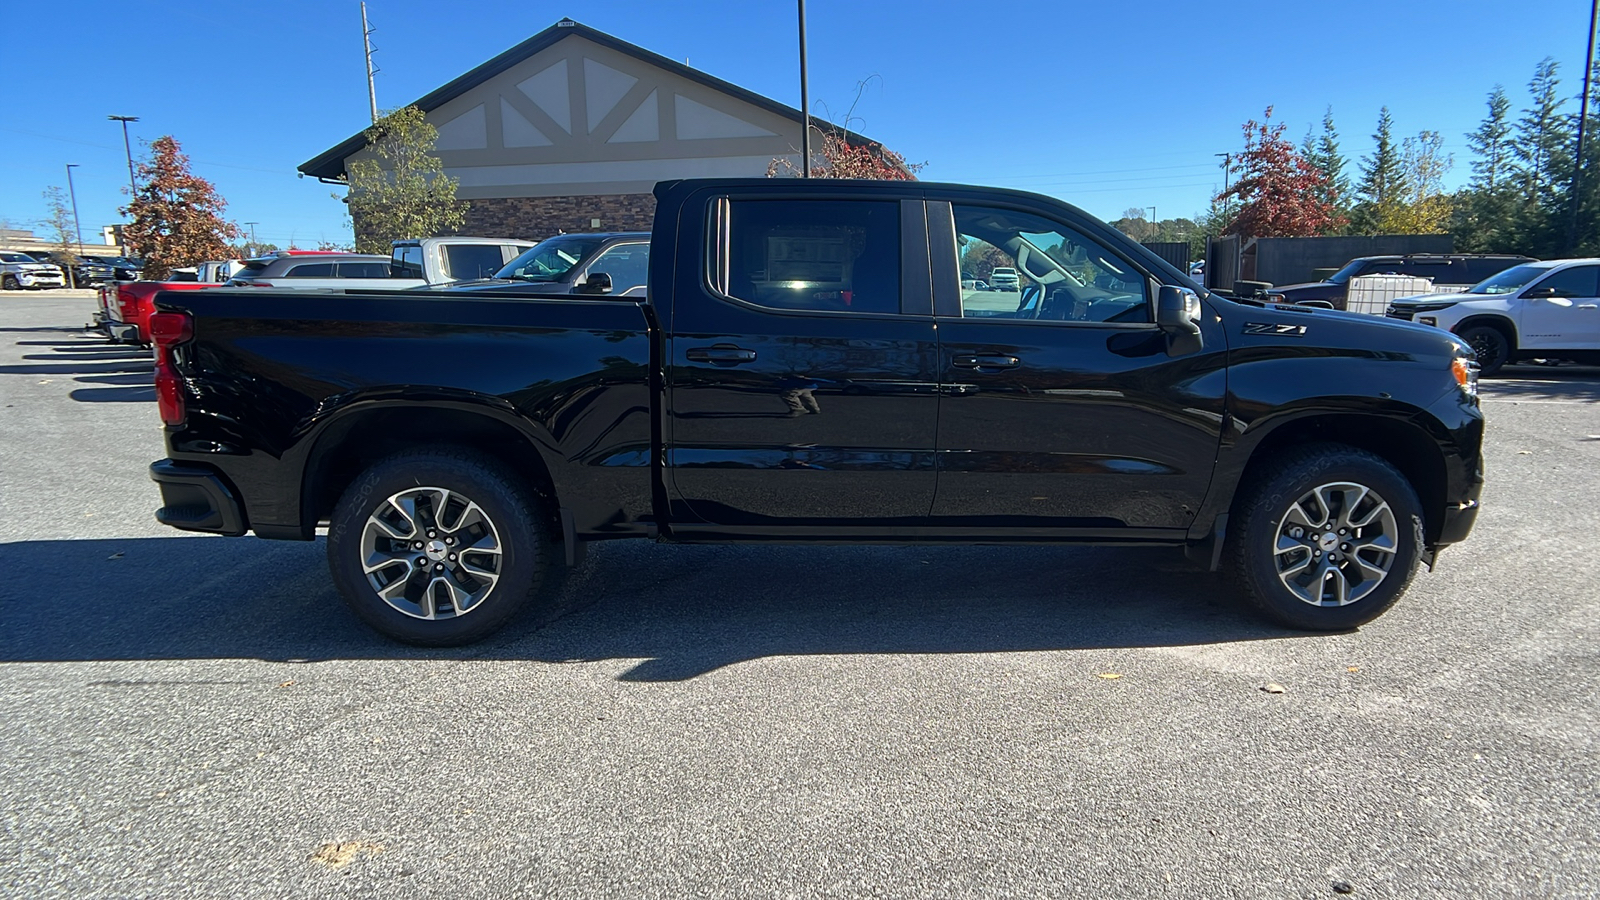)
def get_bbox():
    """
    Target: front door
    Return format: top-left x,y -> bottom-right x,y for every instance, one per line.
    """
665,194 -> 940,530
1519,264 -> 1600,350
930,202 -> 1227,532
